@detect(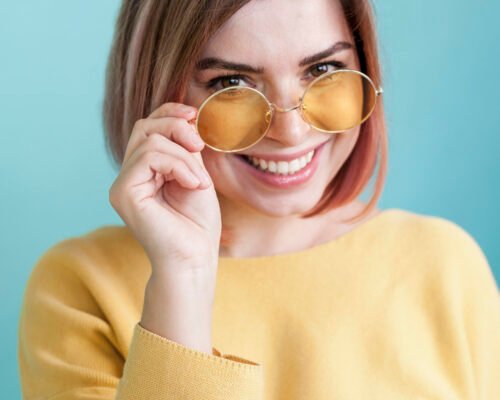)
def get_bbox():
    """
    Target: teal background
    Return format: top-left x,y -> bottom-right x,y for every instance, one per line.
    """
1,1 -> 499,397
